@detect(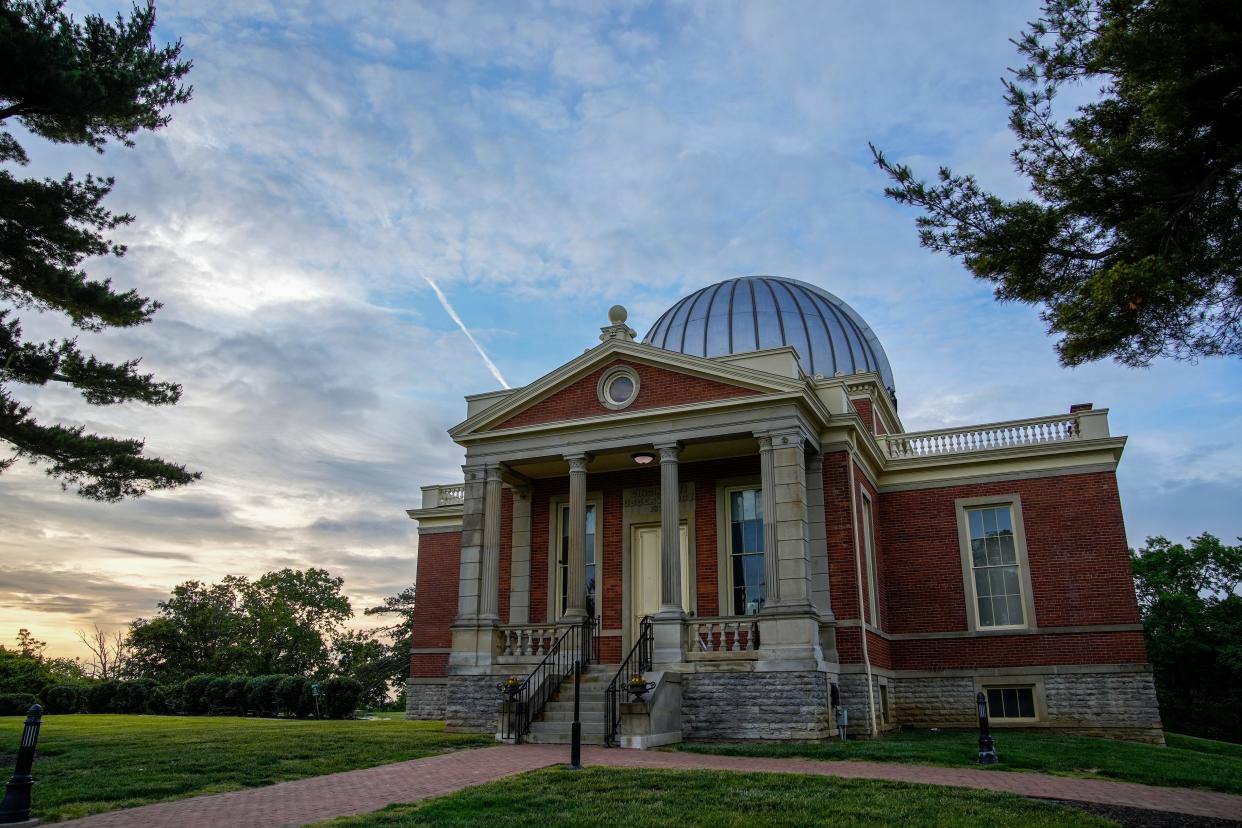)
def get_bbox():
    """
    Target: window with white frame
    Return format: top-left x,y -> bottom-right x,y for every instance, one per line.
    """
966,505 -> 1025,628
556,503 -> 597,618
861,494 -> 879,627
726,487 -> 765,615
985,685 -> 1036,720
